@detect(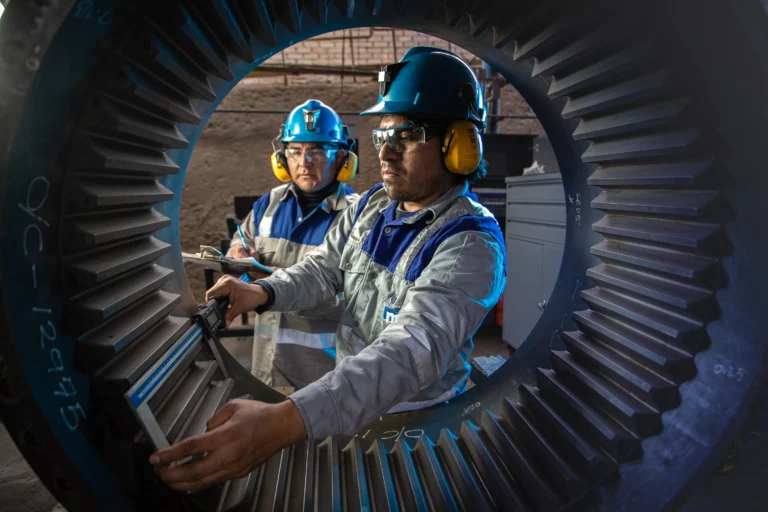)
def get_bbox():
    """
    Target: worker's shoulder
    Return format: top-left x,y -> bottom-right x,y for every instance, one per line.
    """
451,193 -> 496,220
270,183 -> 293,197
254,183 -> 290,206
425,194 -> 505,252
340,184 -> 360,204
359,183 -> 387,205
353,183 -> 388,217
341,183 -> 358,197
434,193 -> 504,240
405,215 -> 504,281
433,214 -> 504,249
250,184 -> 290,221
